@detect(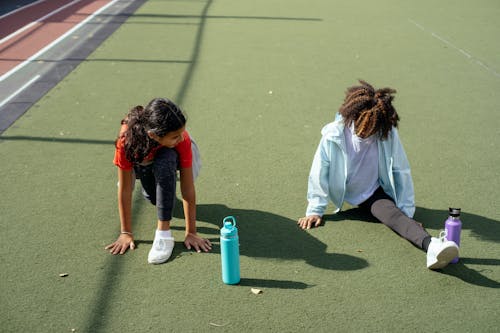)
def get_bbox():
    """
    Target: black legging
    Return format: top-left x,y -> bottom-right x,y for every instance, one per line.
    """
359,187 -> 430,250
134,147 -> 178,221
